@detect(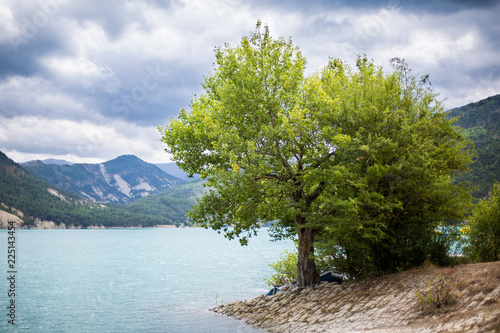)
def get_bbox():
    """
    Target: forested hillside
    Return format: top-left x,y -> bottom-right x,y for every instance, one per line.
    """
0,151 -> 172,228
448,94 -> 500,198
122,178 -> 207,226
